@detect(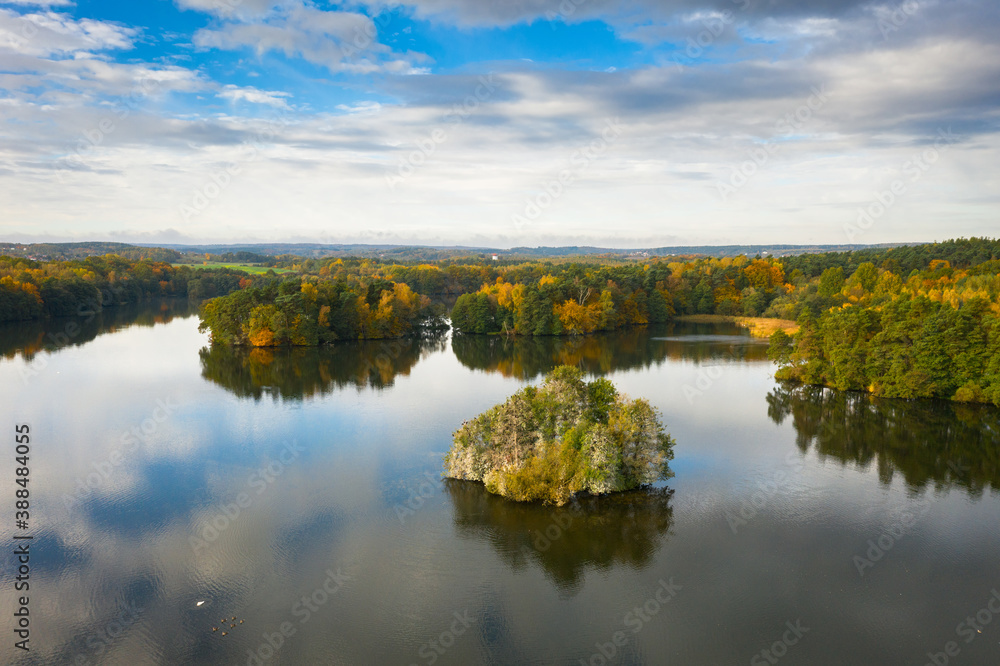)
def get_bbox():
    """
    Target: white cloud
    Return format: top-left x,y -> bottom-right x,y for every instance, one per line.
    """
0,0 -> 74,6
218,84 -> 292,108
335,100 -> 382,114
0,0 -> 997,246
174,0 -> 283,19
3,34 -> 998,246
0,8 -> 135,57
191,2 -> 430,74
